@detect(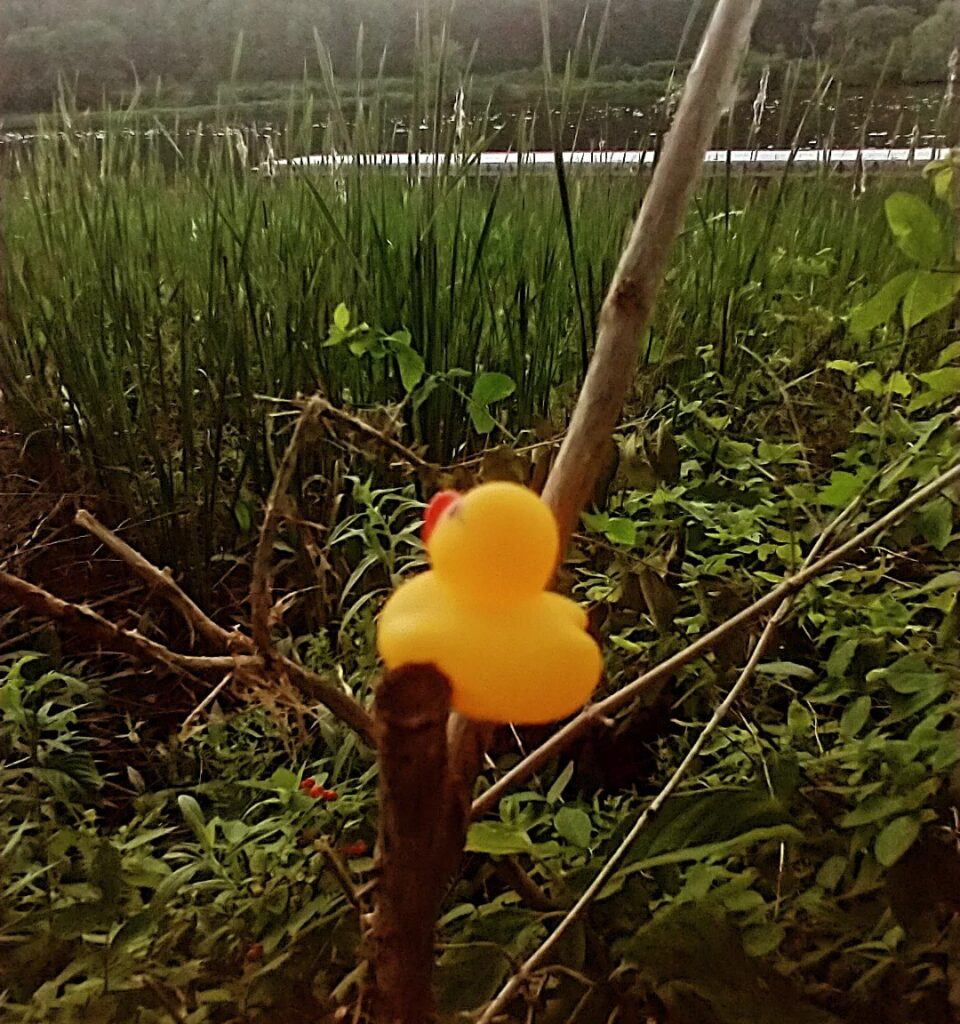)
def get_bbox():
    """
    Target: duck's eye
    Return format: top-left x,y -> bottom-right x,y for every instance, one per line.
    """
422,490 -> 461,543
